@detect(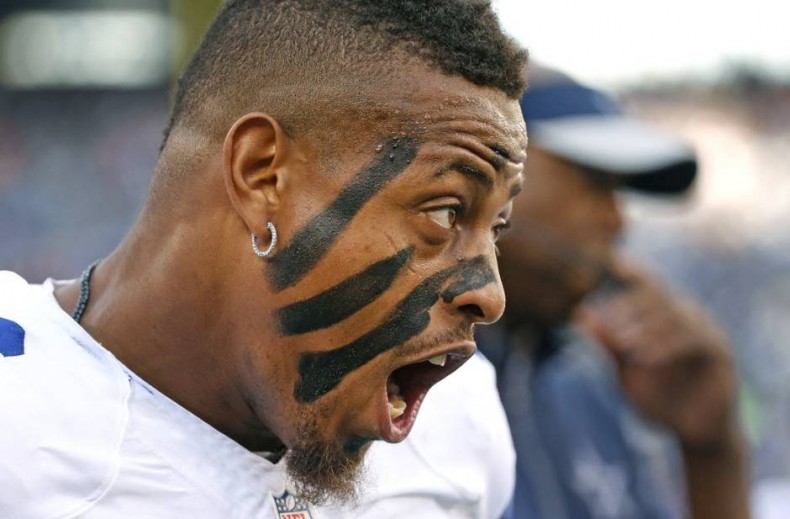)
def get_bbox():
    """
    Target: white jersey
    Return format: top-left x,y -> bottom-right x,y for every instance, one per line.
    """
0,271 -> 514,518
